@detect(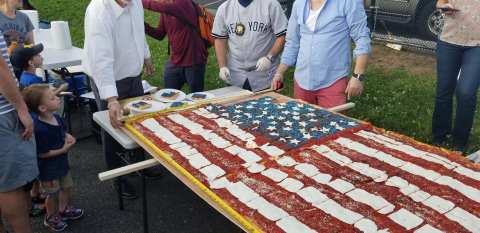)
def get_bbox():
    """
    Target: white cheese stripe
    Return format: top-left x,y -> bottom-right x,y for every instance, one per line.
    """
388,208 -> 424,230
192,107 -> 219,119
414,224 -> 444,233
357,130 -> 480,181
260,143 -> 285,157
141,119 -> 181,144
192,109 -> 255,142
335,137 -> 480,204
276,216 -> 316,233
445,207 -> 480,233
167,113 -> 204,131
313,199 -> 364,225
